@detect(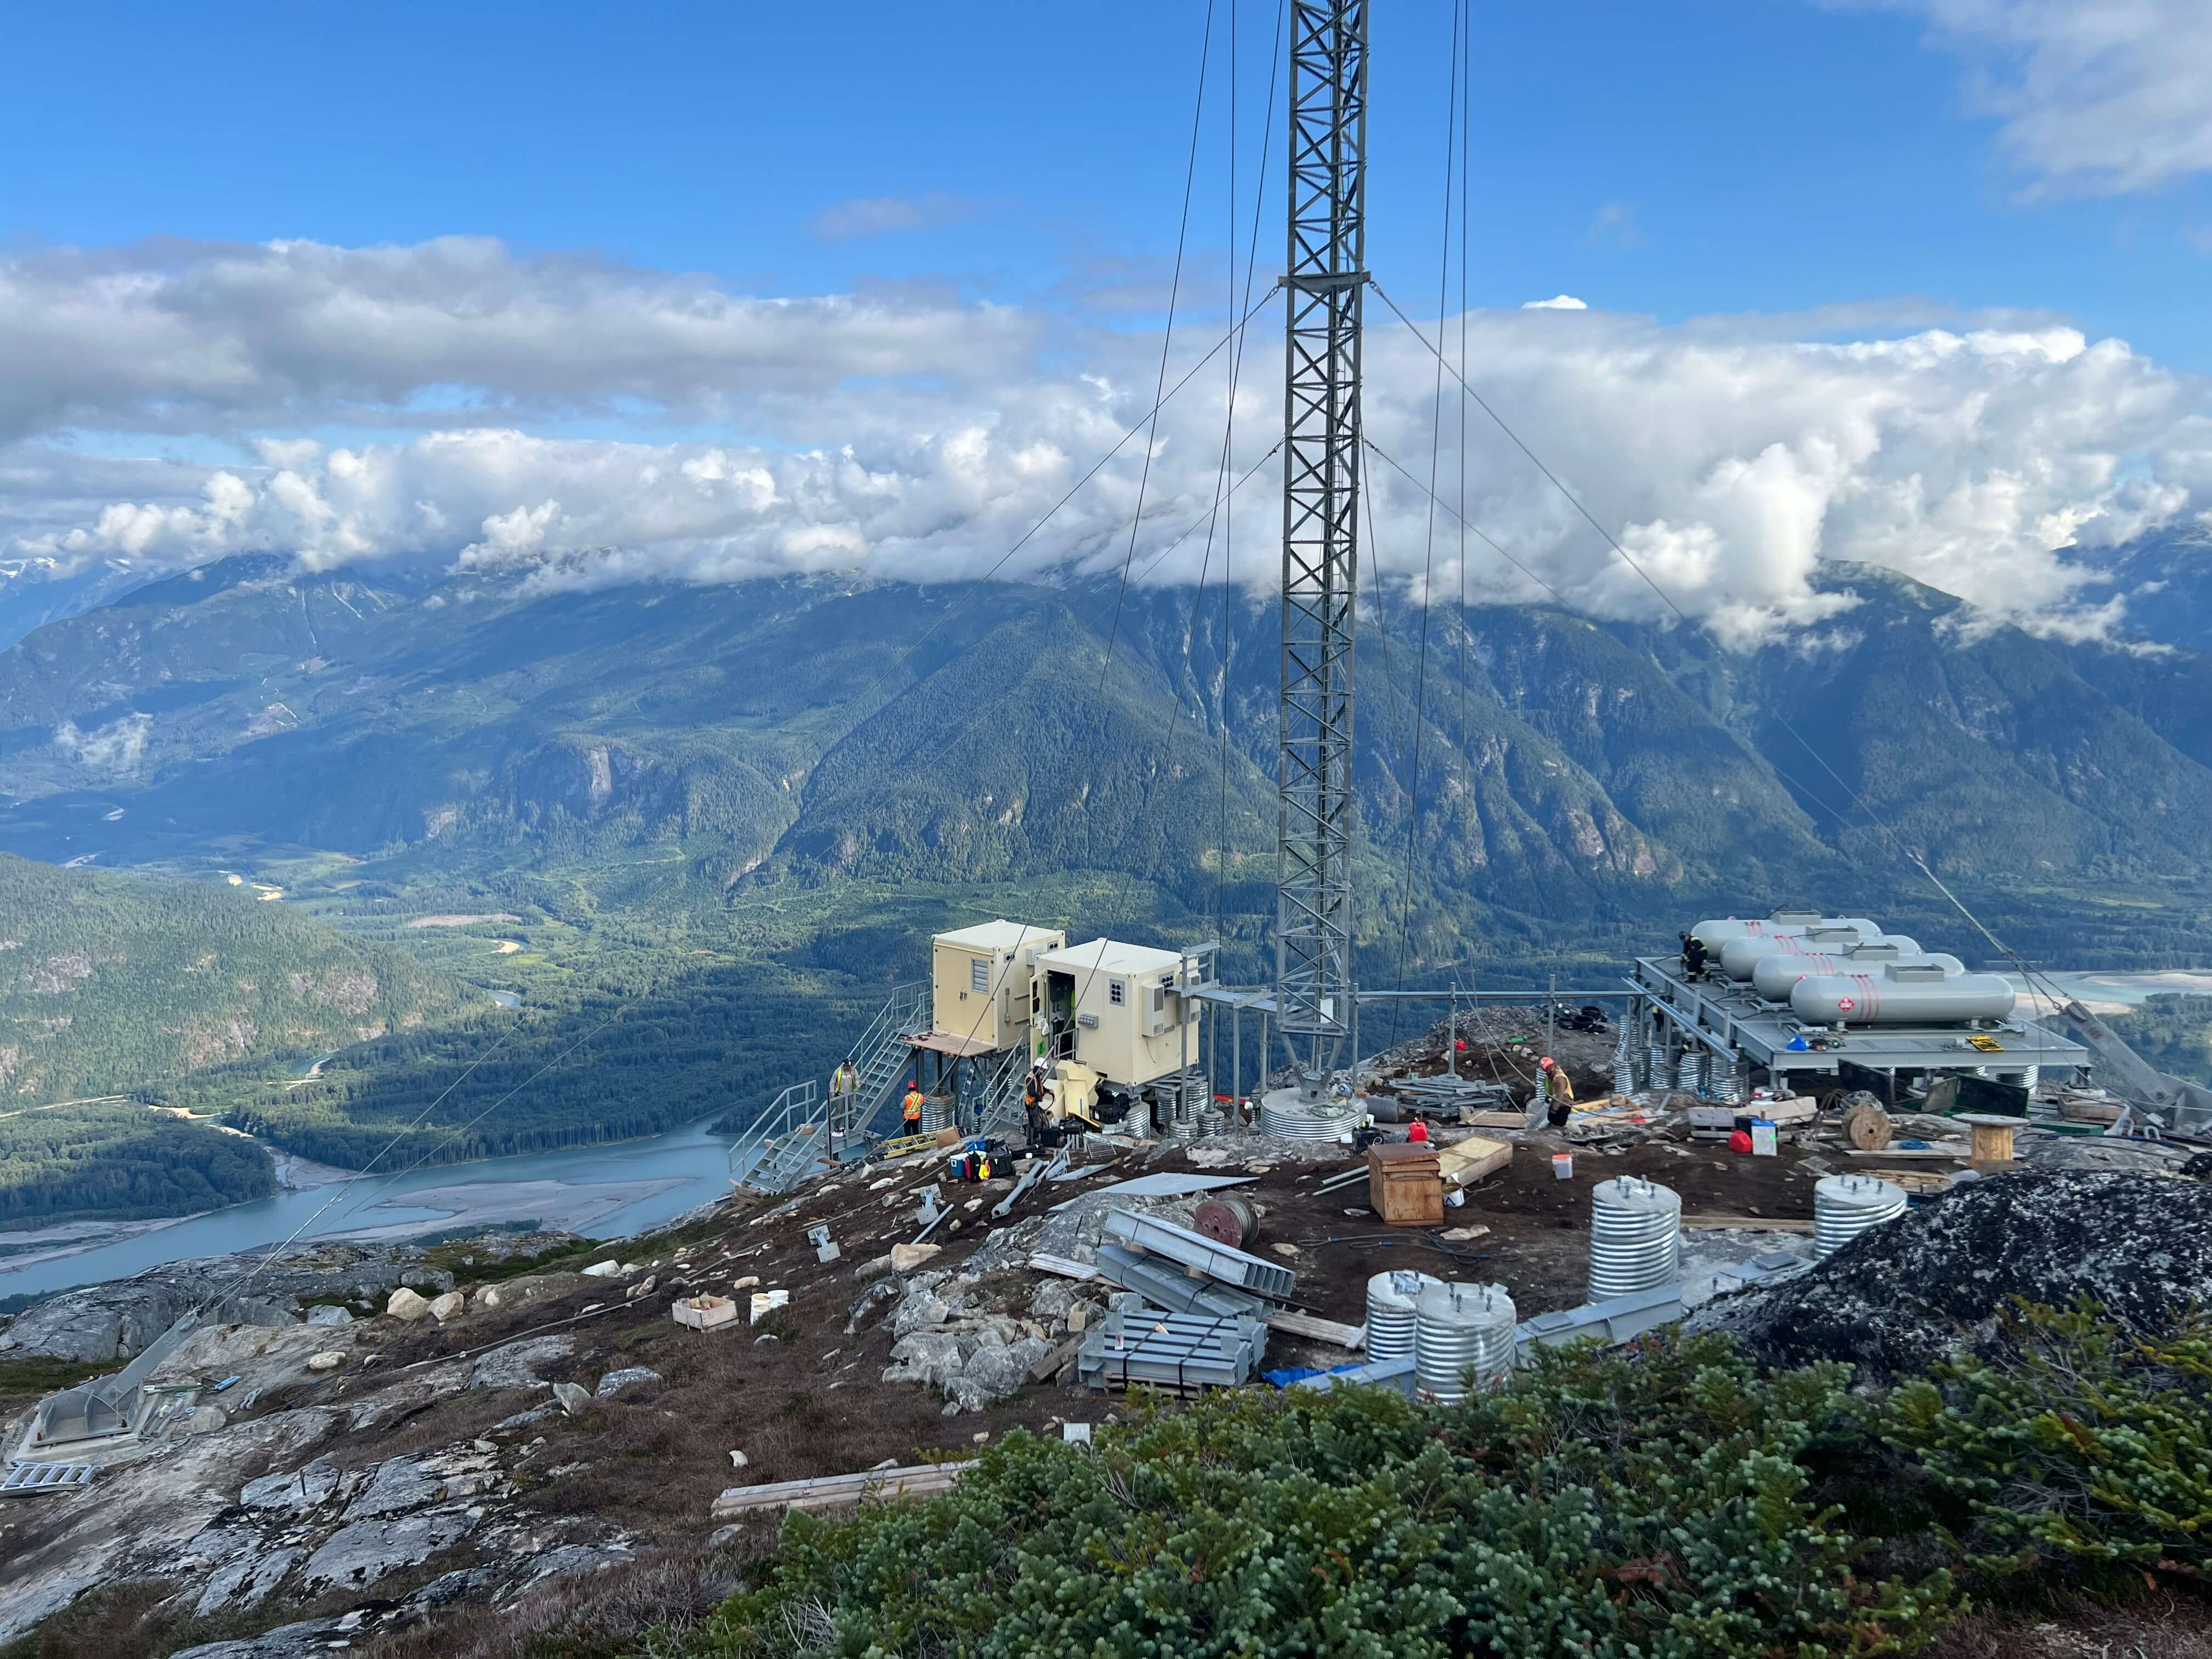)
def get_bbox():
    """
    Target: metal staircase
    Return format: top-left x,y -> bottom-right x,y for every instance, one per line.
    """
970,1046 -> 1032,1138
727,981 -> 928,1194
